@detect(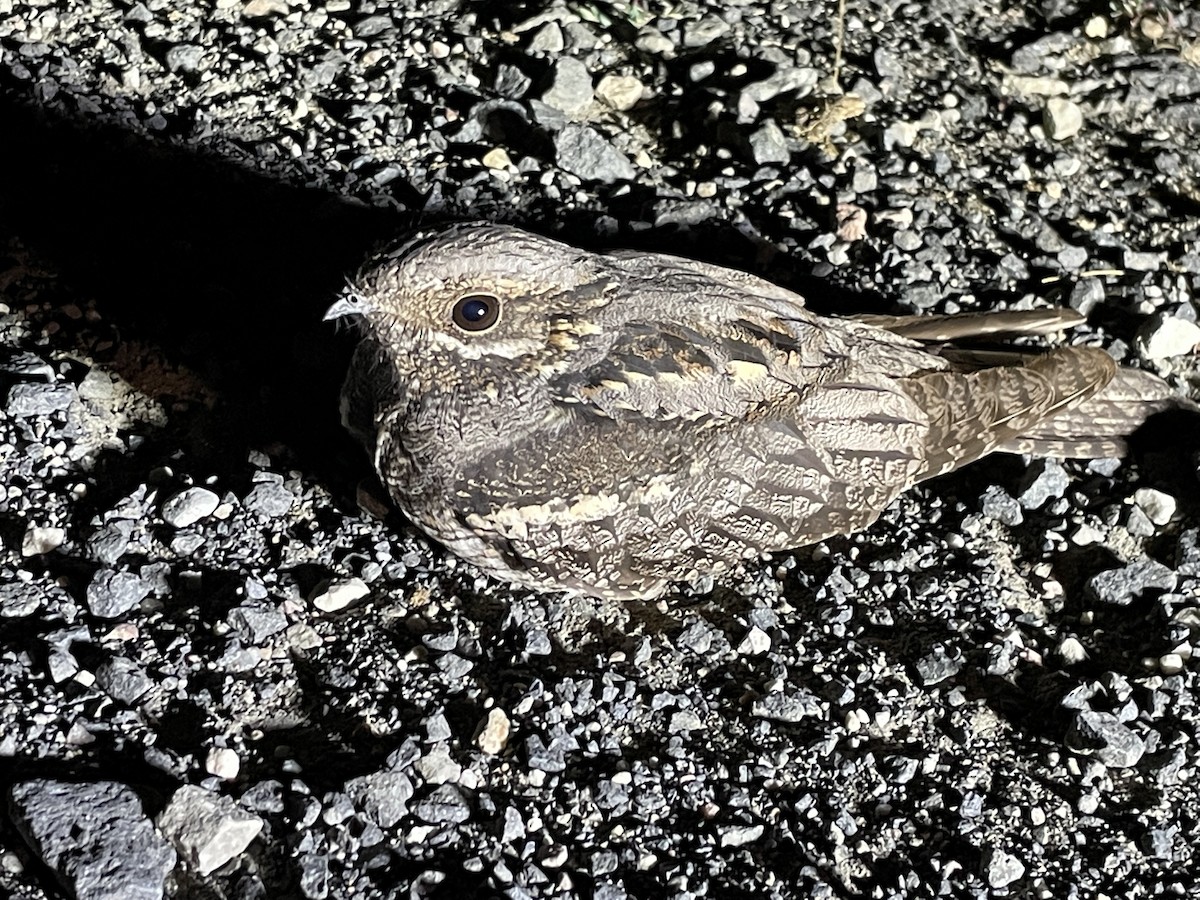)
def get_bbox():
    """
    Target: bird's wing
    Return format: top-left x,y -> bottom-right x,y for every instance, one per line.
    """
548,305 -> 941,425
856,308 -> 1085,341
